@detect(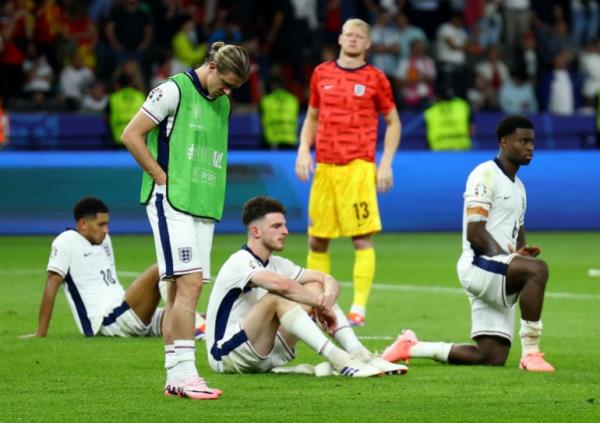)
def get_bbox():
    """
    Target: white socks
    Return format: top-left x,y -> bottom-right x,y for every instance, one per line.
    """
519,319 -> 543,356
331,305 -> 371,359
149,308 -> 164,337
410,342 -> 453,363
164,344 -> 178,384
280,305 -> 350,368
174,339 -> 198,380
